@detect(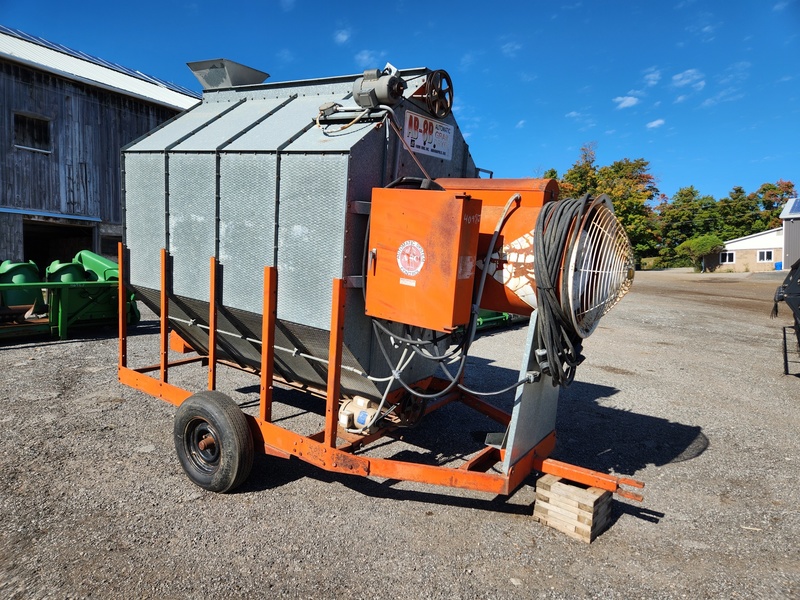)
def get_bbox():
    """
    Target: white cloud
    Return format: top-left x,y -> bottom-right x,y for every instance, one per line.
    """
701,88 -> 744,107
334,29 -> 351,45
773,1 -> 790,10
685,16 -> 719,42
501,42 -> 522,58
515,120 -> 526,129
718,61 -> 751,86
354,50 -> 381,68
276,49 -> 294,63
646,119 -> 665,129
613,96 -> 640,109
564,110 -> 595,131
672,69 -> 706,91
643,67 -> 661,87
675,94 -> 688,103
460,52 -> 478,70
280,0 -> 295,11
